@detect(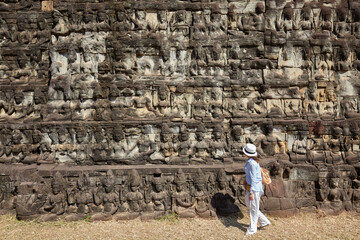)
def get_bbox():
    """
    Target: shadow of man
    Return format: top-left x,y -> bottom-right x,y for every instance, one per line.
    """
211,192 -> 248,232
